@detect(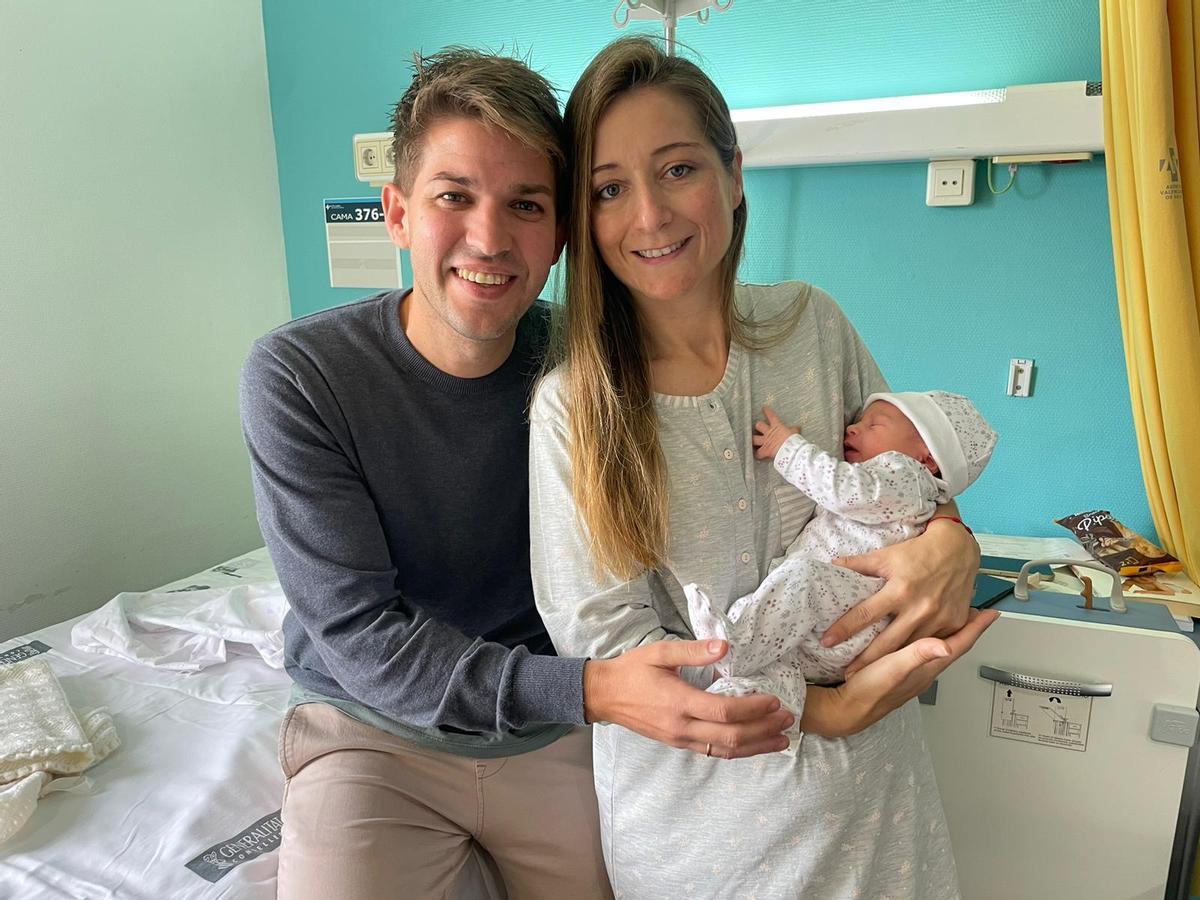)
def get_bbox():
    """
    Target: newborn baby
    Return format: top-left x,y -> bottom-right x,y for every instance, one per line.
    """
684,391 -> 997,748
